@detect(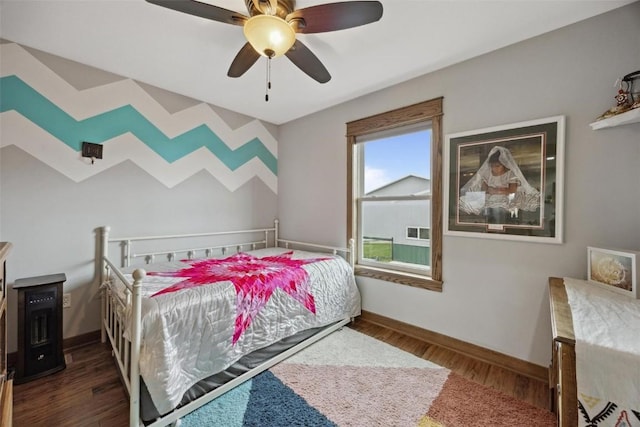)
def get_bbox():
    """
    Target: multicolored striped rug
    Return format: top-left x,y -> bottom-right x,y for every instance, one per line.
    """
180,328 -> 556,426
